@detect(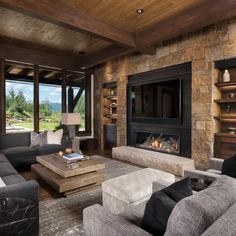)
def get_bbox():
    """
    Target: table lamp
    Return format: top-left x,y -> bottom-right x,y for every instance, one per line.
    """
61,113 -> 81,139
